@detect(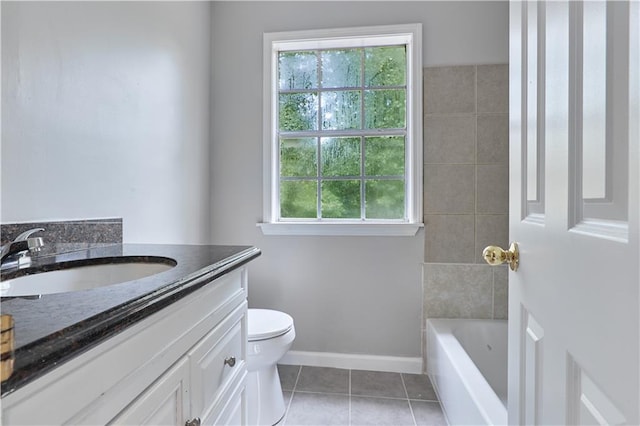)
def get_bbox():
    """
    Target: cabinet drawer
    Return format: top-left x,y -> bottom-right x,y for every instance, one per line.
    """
203,268 -> 245,318
209,372 -> 246,426
189,303 -> 246,421
110,357 -> 190,425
